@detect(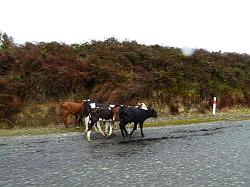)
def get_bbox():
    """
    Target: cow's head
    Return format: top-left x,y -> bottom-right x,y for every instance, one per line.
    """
149,108 -> 157,117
